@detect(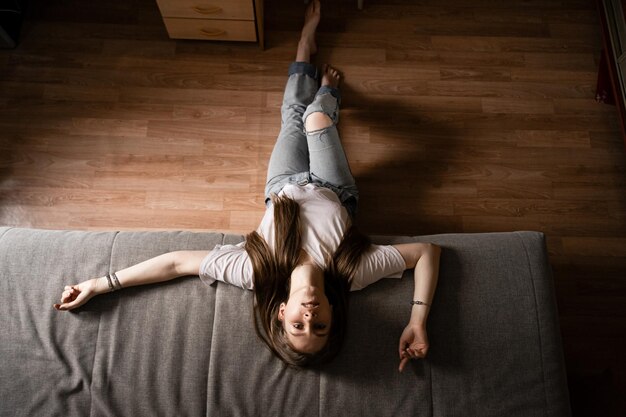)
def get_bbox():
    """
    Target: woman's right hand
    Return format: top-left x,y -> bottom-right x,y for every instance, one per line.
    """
53,278 -> 100,311
398,322 -> 429,372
